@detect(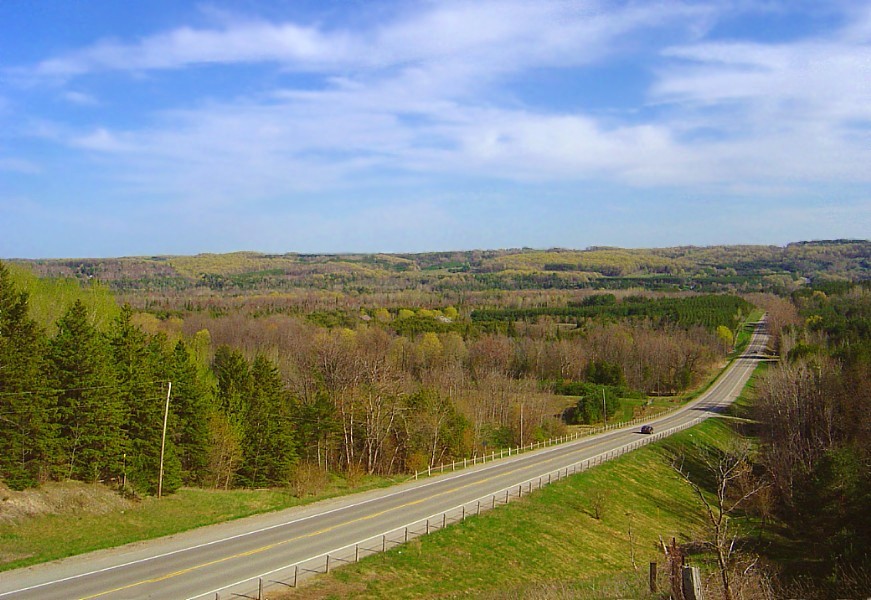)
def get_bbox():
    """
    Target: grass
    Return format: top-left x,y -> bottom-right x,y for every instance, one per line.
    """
273,418 -> 743,600
0,474 -> 400,572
